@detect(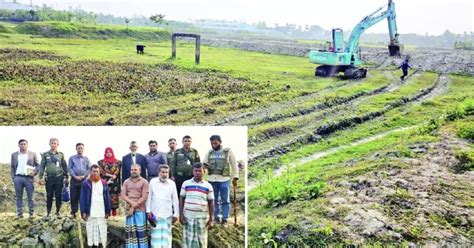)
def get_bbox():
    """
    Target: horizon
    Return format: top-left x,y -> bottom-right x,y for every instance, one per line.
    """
9,0 -> 473,36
